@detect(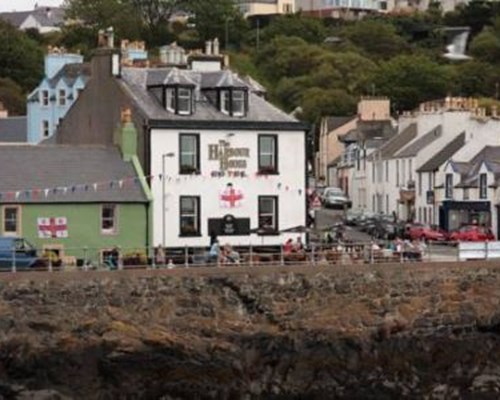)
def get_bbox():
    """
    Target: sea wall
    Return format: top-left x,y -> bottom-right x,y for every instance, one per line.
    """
1,262 -> 500,399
